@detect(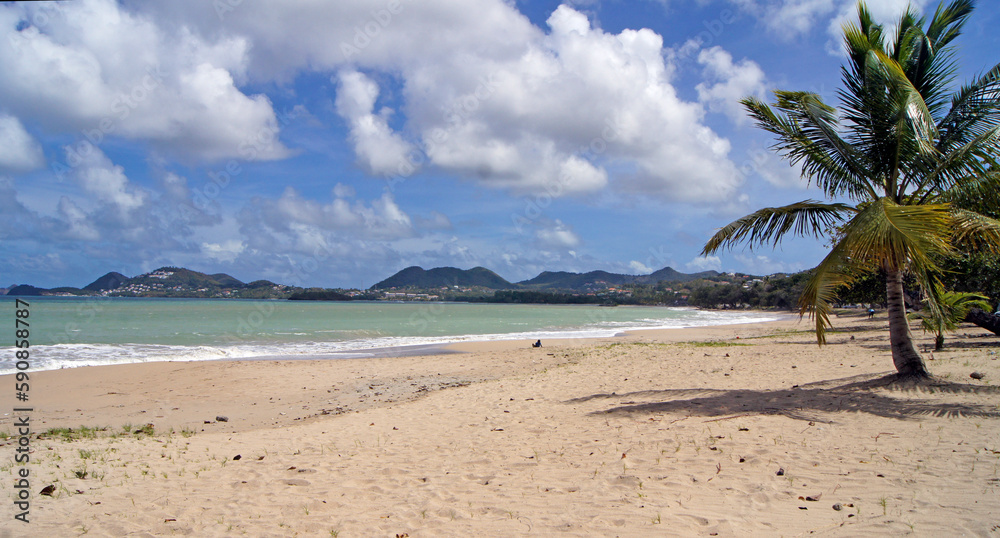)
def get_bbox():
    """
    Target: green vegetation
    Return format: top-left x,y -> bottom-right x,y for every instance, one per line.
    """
910,290 -> 991,349
41,426 -> 107,441
702,0 -> 1000,378
288,289 -> 357,301
39,423 -> 162,441
685,272 -> 811,310
683,341 -> 751,348
372,265 -> 514,290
